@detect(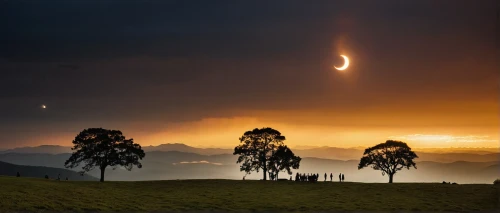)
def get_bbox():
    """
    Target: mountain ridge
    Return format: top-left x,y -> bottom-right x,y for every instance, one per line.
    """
1,143 -> 498,163
0,150 -> 497,183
